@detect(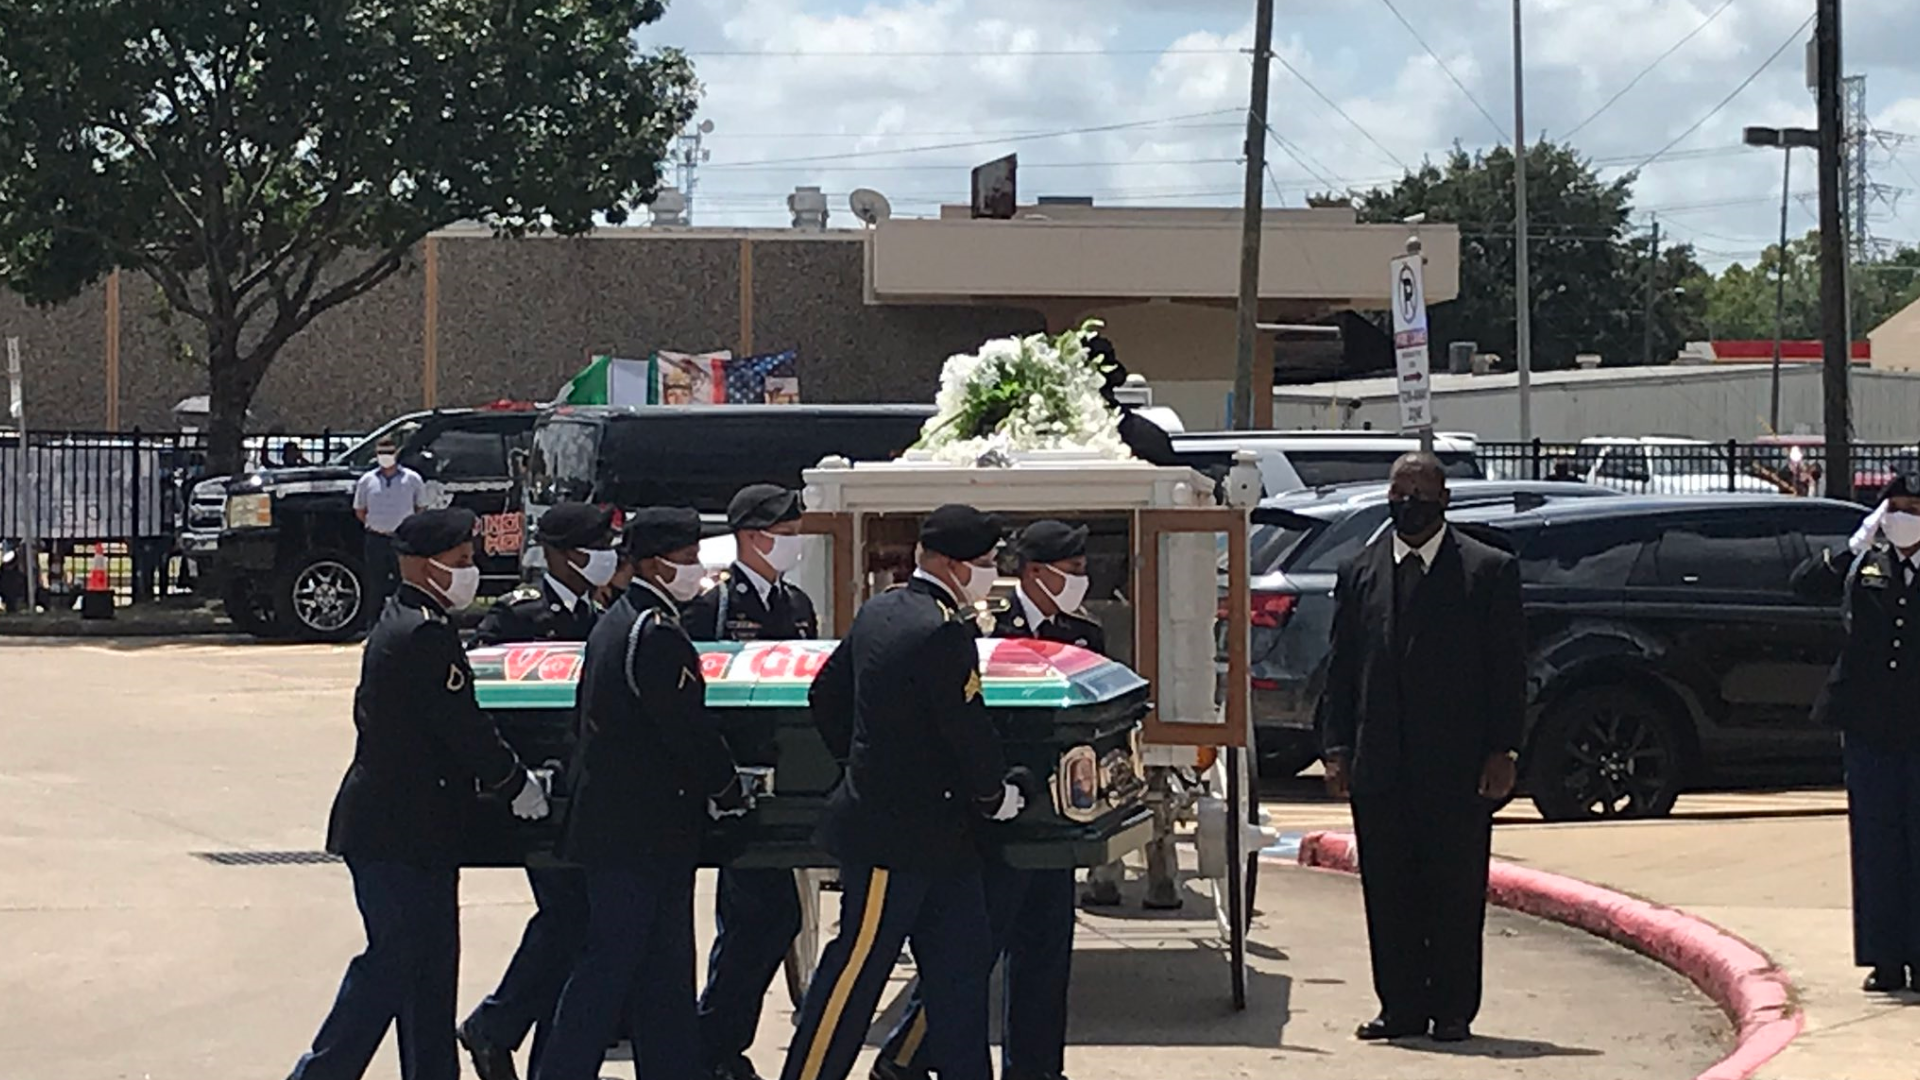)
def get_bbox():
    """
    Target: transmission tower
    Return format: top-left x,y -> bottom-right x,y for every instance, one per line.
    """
1841,75 -> 1910,259
673,119 -> 714,225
